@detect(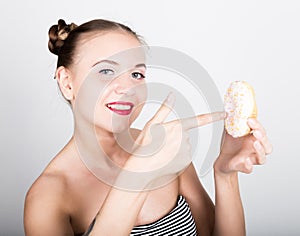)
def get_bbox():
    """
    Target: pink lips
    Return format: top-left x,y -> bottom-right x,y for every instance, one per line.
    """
105,101 -> 134,116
